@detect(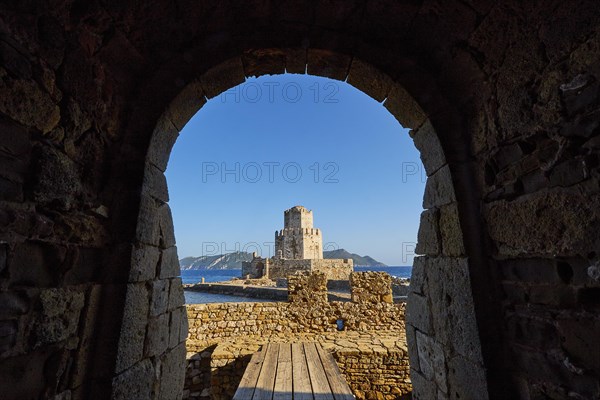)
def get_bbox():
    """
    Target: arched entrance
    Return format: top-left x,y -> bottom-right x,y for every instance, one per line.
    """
123,51 -> 495,399
1,2 -> 598,399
